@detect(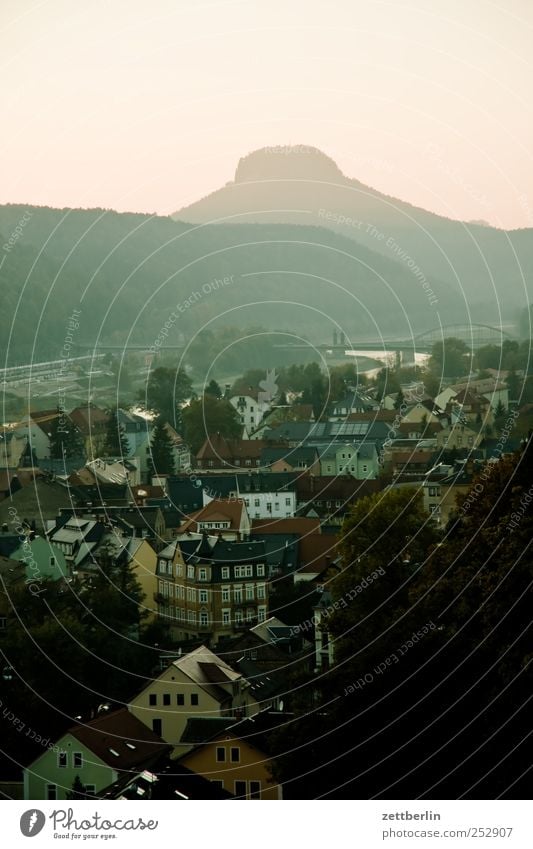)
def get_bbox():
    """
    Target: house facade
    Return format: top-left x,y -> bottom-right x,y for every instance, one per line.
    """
24,709 -> 165,800
128,646 -> 258,750
154,537 -> 269,642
